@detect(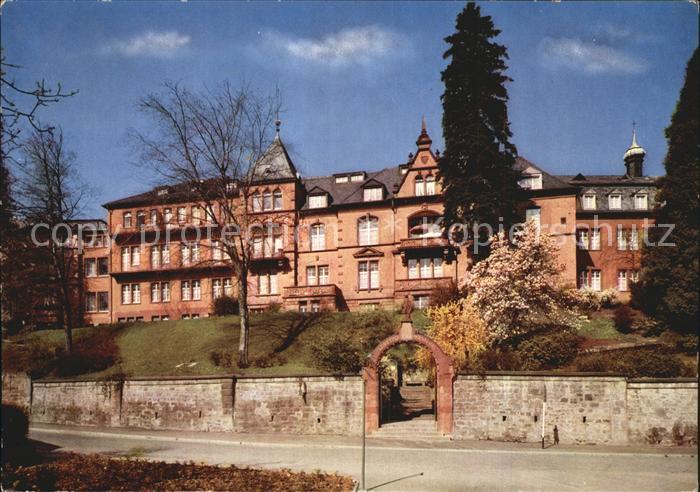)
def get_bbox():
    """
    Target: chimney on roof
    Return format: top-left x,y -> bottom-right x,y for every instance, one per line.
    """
623,124 -> 646,178
416,116 -> 432,151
